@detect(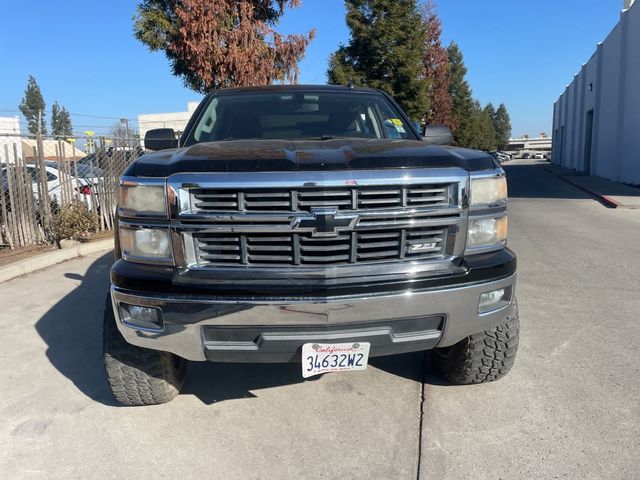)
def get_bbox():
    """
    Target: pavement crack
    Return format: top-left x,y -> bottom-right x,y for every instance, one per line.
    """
415,350 -> 428,480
